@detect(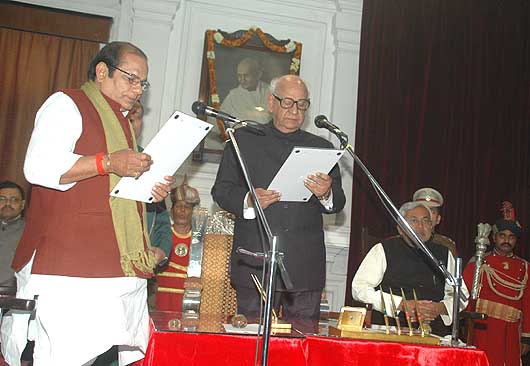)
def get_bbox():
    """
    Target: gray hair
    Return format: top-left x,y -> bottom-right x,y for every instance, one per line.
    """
399,201 -> 432,221
269,75 -> 310,97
